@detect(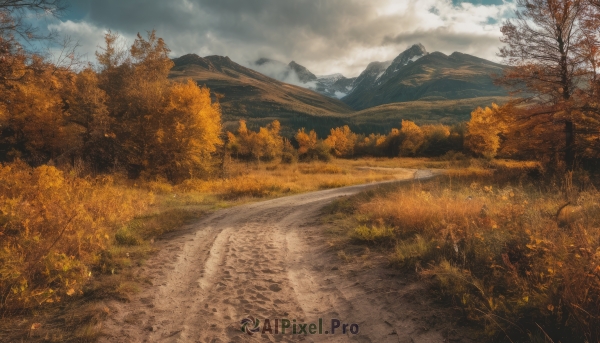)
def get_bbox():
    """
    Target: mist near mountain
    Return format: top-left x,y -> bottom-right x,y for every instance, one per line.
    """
247,58 -> 355,99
